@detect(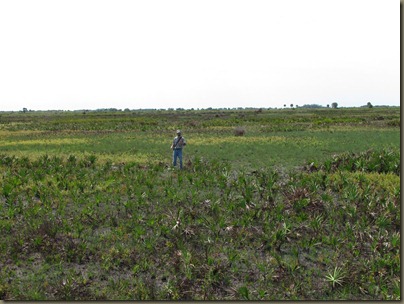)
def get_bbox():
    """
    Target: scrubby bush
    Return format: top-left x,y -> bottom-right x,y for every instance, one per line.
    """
234,126 -> 245,136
